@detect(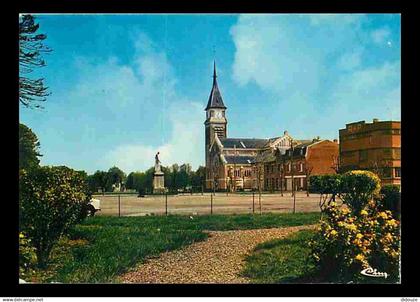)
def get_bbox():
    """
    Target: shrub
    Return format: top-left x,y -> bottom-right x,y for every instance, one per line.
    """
309,174 -> 342,211
340,170 -> 381,214
377,185 -> 400,218
310,202 -> 400,283
19,232 -> 37,277
309,171 -> 400,283
19,166 -> 91,268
